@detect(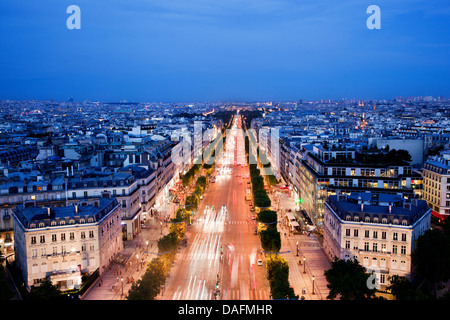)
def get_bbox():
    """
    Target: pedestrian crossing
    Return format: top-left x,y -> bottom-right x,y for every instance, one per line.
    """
172,287 -> 269,300
226,220 -> 256,225
221,289 -> 269,300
